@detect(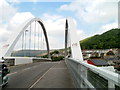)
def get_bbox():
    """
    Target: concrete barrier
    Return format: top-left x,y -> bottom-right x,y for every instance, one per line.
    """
4,57 -> 33,66
33,58 -> 52,63
15,57 -> 33,65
